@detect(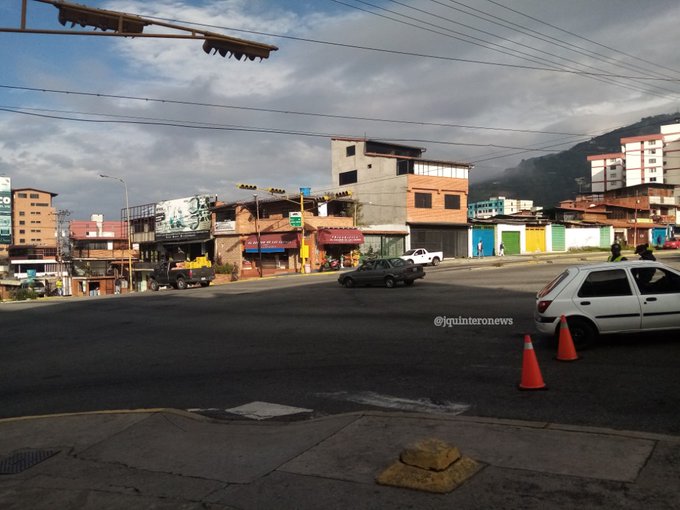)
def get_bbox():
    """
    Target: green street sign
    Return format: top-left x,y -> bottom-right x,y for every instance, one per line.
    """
289,211 -> 302,227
